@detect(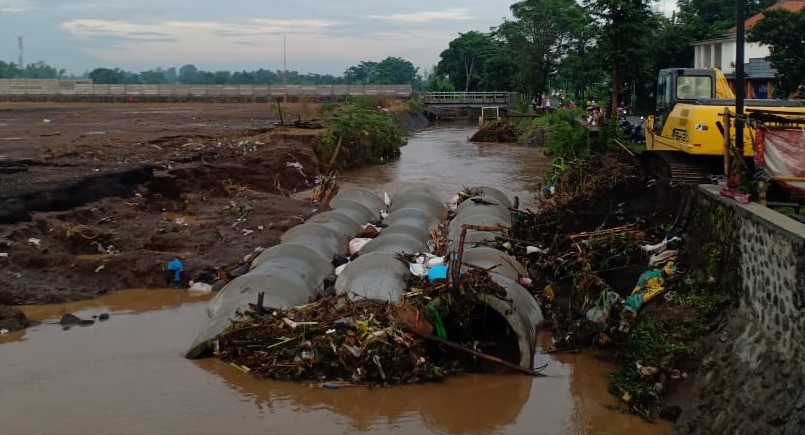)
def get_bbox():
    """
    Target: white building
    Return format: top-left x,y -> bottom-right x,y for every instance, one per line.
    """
690,1 -> 805,98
